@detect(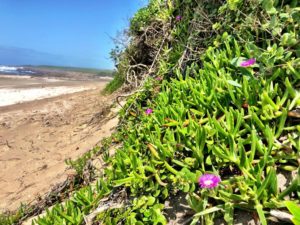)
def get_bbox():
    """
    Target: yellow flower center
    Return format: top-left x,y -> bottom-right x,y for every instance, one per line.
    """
204,180 -> 213,186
